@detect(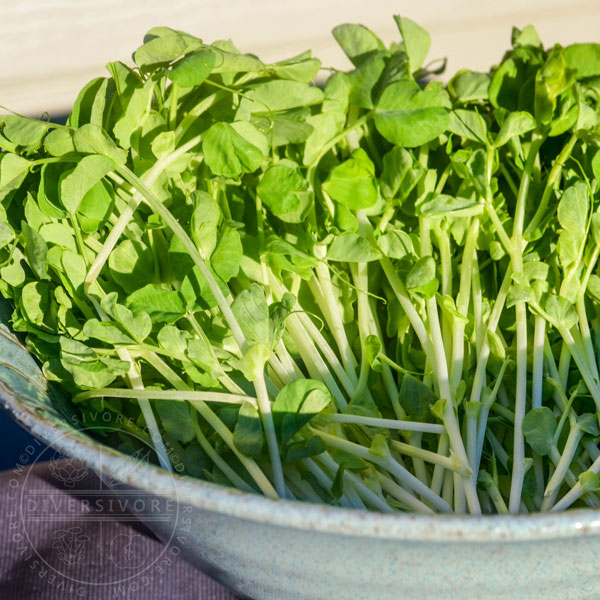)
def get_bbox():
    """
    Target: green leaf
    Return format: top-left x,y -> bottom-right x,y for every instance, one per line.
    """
564,43 -> 600,80
419,194 -> 482,218
20,281 -> 52,326
587,274 -> 600,303
0,153 -> 30,196
273,379 -> 331,442
202,122 -> 263,178
448,70 -> 490,103
399,374 -> 437,422
233,401 -> 264,457
322,148 -> 378,210
375,80 -> 450,147
60,155 -> 115,213
579,471 -> 600,493
377,230 -> 413,259
331,23 -> 384,66
77,179 -> 115,233
448,109 -> 488,144
237,343 -> 270,381
240,80 -> 324,114
394,16 -> 431,72
557,182 -> 588,232
327,234 -> 381,262
113,80 -> 154,148
543,294 -> 577,329
108,239 -> 154,294
126,284 -> 186,323
494,111 -> 537,147
38,223 -> 77,252
270,51 -> 321,83
191,191 -> 220,258
380,147 -> 413,199
285,436 -> 326,462
257,164 -> 312,223
169,49 -> 216,87
156,400 -> 196,443
364,334 -> 383,372
82,319 -> 135,344
22,221 -> 49,280
1,116 -> 47,149
406,256 -> 438,298
44,128 -> 76,156
522,407 -> 556,456
73,124 -> 127,165
134,29 -> 201,70
577,414 -> 600,436
231,283 -> 270,346
211,226 -> 242,282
